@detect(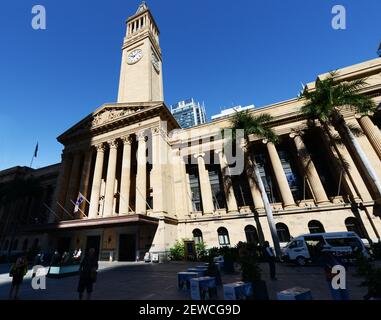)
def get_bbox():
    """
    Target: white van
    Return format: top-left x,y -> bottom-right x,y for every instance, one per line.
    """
282,232 -> 370,266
